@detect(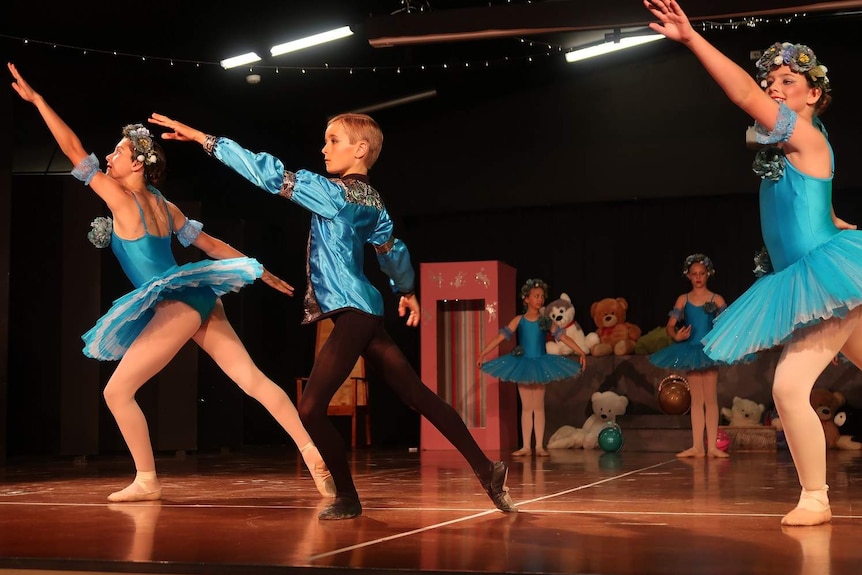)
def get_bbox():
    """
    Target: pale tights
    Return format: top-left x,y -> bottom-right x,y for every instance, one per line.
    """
104,300 -> 329,502
513,384 -> 547,456
773,306 -> 862,526
677,369 -> 725,459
